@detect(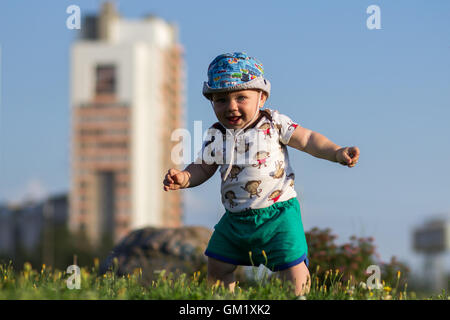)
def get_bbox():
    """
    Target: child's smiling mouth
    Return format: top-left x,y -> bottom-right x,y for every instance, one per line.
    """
226,115 -> 242,125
